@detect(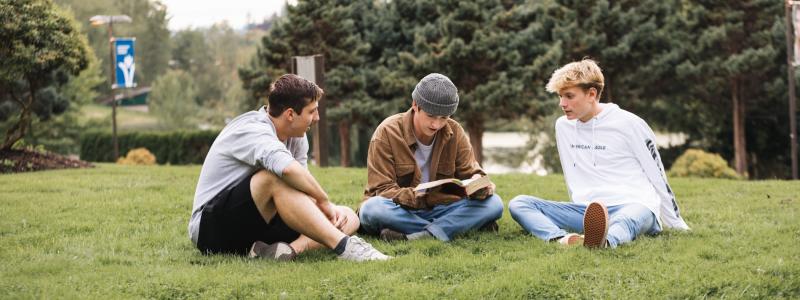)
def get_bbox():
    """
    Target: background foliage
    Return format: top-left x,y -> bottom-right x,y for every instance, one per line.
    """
79,130 -> 216,164
3,0 -> 796,178
239,0 -> 797,178
0,0 -> 91,150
